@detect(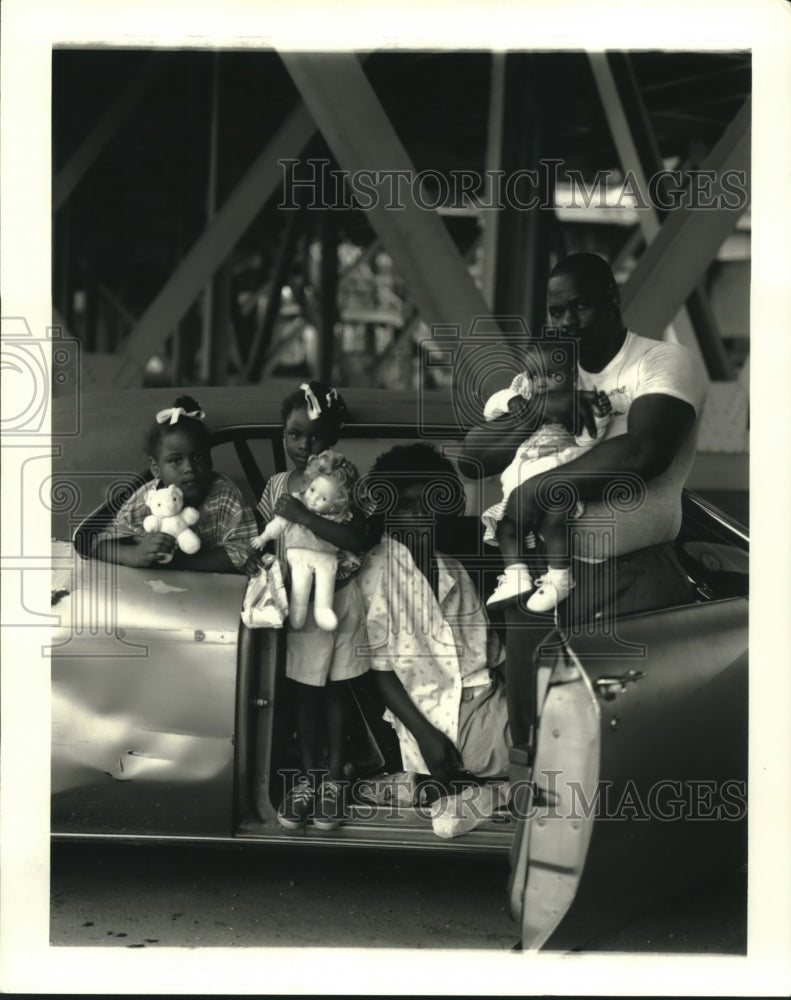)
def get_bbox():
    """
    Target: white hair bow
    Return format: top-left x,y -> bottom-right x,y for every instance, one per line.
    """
300,383 -> 339,421
156,406 -> 205,425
